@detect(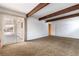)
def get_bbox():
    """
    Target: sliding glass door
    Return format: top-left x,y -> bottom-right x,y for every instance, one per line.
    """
3,15 -> 16,45
2,14 -> 25,45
